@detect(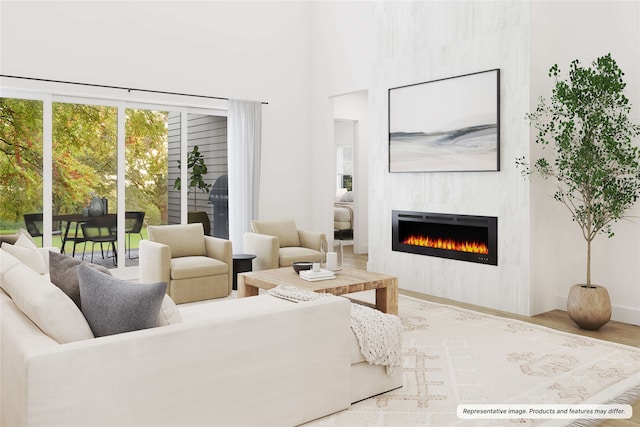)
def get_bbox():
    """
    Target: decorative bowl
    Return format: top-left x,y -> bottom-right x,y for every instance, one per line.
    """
292,261 -> 313,273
